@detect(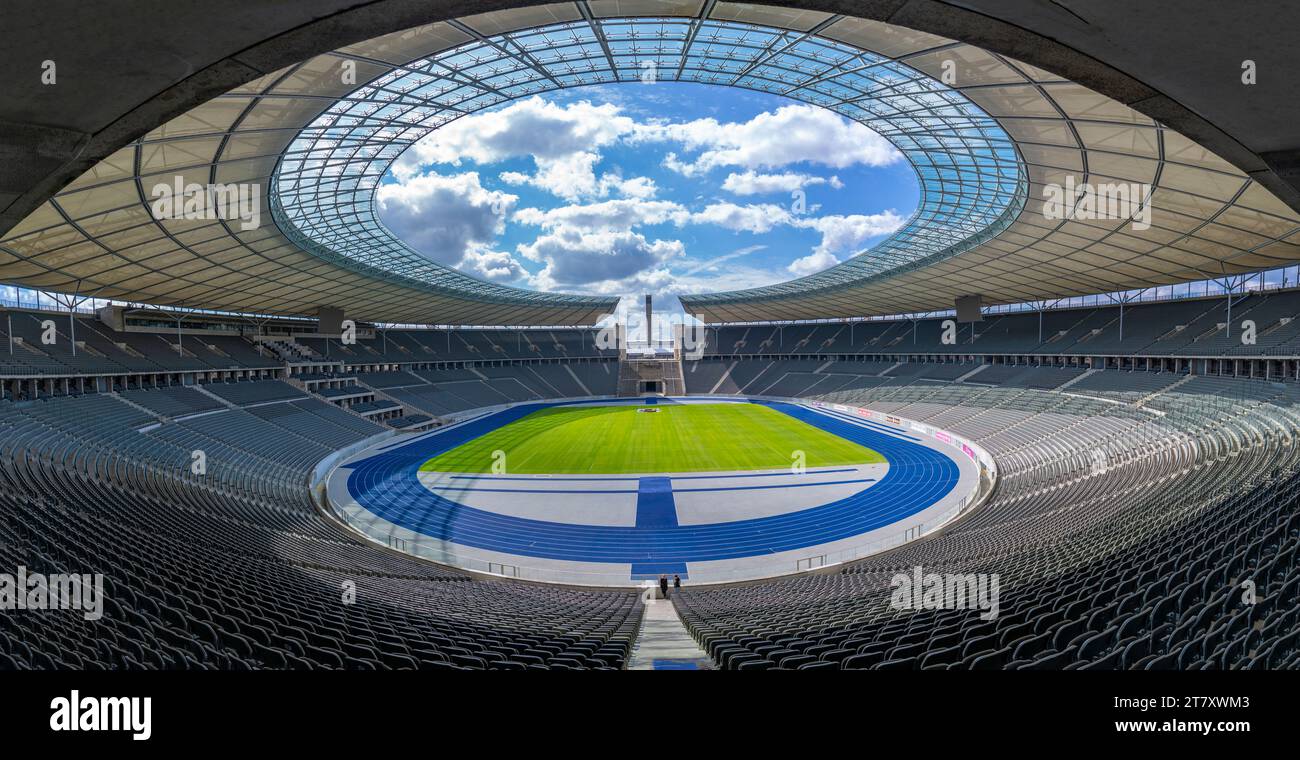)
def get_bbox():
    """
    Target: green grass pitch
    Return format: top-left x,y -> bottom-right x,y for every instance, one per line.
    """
420,403 -> 885,475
